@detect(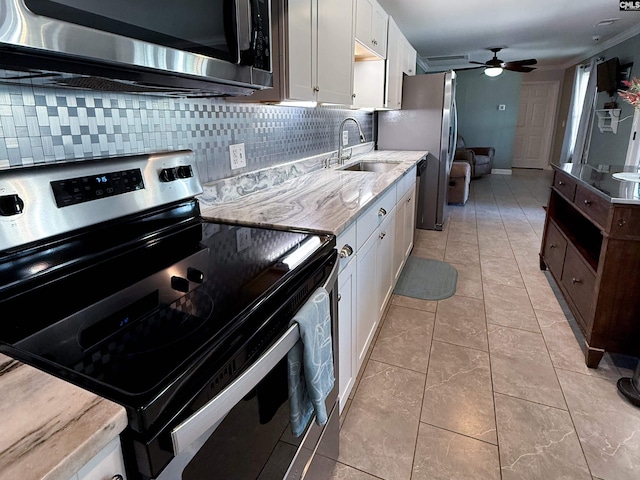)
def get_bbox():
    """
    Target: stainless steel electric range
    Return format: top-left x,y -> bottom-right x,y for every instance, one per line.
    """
0,150 -> 339,480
